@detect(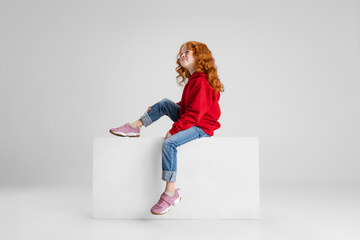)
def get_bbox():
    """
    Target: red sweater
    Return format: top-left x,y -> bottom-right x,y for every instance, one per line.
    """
169,72 -> 221,136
